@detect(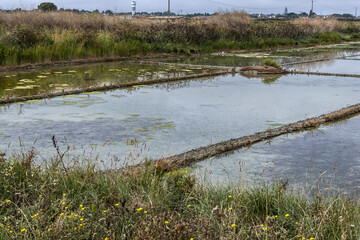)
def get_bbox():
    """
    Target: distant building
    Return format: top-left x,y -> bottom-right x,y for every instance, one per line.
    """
284,7 -> 288,15
131,1 -> 136,16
